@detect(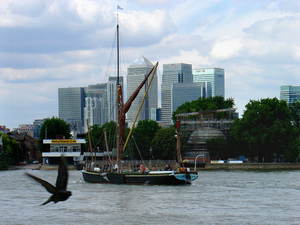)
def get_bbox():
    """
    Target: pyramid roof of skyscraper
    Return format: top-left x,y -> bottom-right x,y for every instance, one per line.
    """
129,55 -> 153,67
